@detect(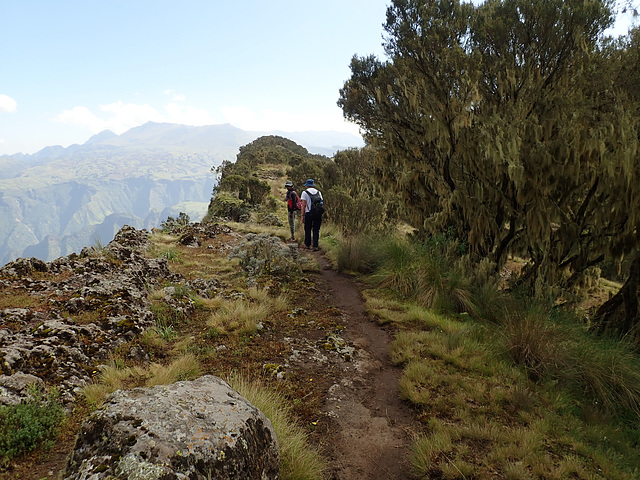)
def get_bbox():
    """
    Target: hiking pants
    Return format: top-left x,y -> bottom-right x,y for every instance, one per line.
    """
304,212 -> 322,248
288,210 -> 296,238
